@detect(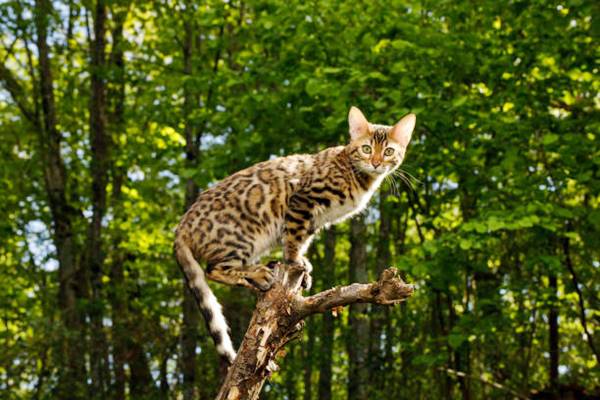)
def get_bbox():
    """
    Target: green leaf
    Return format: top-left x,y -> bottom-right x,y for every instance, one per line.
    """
305,79 -> 323,97
542,134 -> 559,145
459,239 -> 472,250
448,333 -> 467,349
